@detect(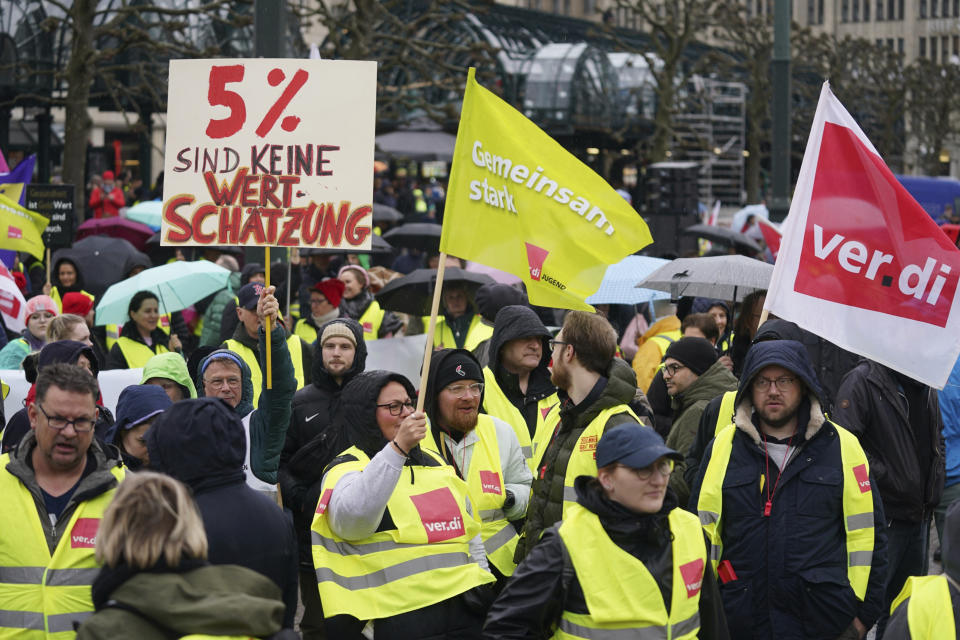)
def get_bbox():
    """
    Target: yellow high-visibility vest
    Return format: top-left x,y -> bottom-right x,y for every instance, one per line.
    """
310,446 -> 494,620
481,367 -> 558,472
116,336 -> 169,369
358,301 -> 385,342
554,504 -> 704,640
713,390 -> 738,436
890,574 -> 956,639
431,315 -> 493,351
49,288 -> 94,314
223,336 -> 305,408
106,316 -> 172,352
293,318 -> 318,344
